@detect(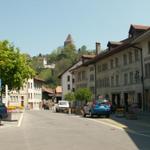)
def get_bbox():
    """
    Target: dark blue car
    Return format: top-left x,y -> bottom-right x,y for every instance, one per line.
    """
0,103 -> 8,120
82,102 -> 111,118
